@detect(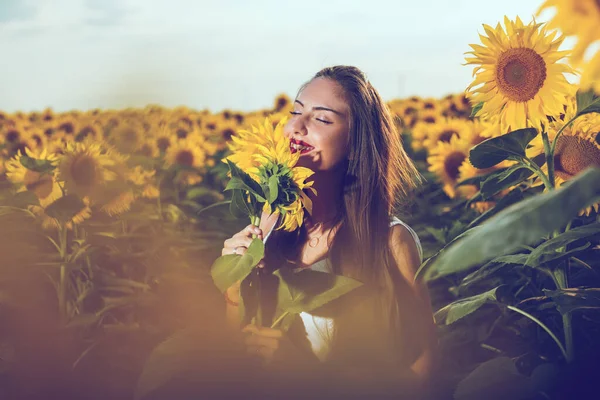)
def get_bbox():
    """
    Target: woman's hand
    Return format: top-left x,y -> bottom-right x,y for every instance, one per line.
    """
221,224 -> 266,300
242,324 -> 314,368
